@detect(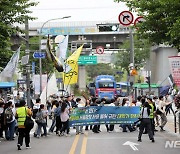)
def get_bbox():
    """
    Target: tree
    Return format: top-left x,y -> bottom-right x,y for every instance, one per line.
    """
115,35 -> 150,73
0,0 -> 37,67
86,64 -> 116,81
115,0 -> 180,51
